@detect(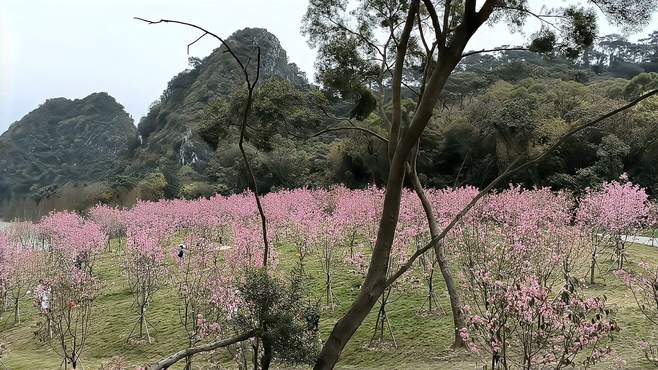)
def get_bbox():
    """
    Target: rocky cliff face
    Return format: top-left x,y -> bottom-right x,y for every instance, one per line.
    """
129,27 -> 308,178
0,92 -> 138,202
